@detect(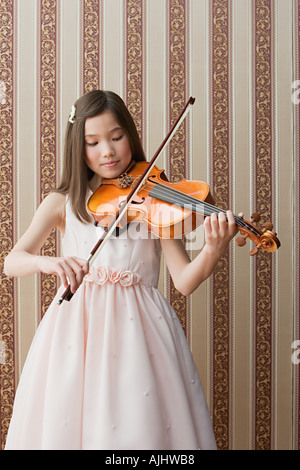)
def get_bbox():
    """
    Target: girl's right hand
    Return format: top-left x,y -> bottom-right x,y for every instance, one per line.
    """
37,256 -> 90,294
